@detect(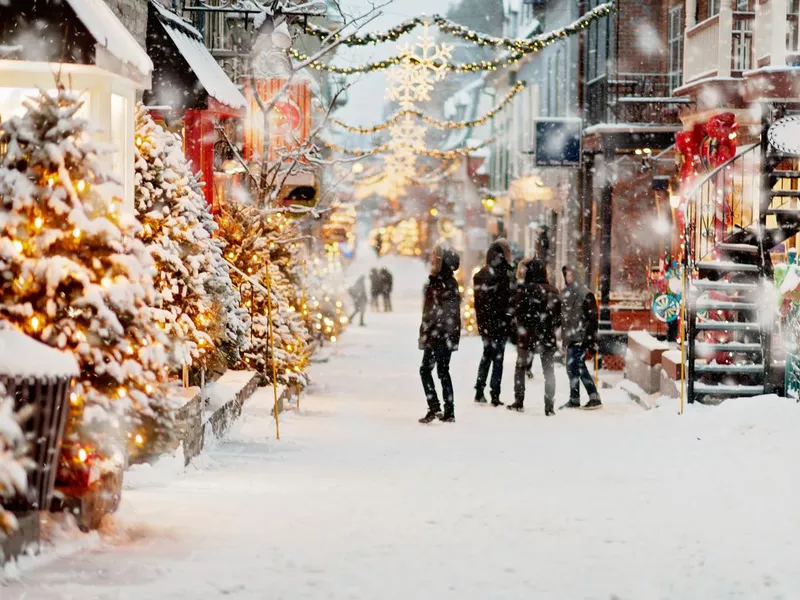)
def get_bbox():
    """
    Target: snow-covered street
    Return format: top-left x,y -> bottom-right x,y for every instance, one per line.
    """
3,256 -> 800,599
